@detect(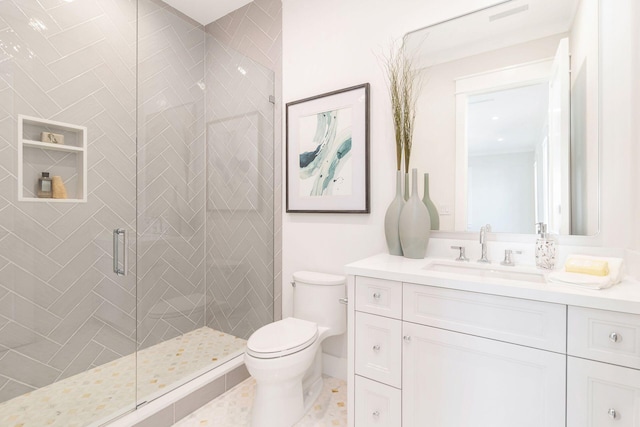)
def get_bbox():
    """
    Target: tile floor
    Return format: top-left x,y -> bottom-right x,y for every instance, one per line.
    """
0,327 -> 246,427
174,376 -> 348,427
